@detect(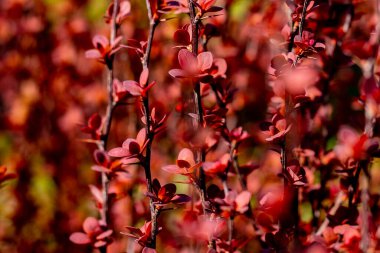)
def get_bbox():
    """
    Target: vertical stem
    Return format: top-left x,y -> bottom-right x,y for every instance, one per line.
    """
231,150 -> 247,190
143,0 -> 159,248
222,180 -> 229,196
228,216 -> 233,251
315,191 -> 344,236
188,0 -> 207,212
223,145 -> 233,249
360,107 -> 375,251
279,143 -> 288,230
360,162 -> 370,252
188,0 -> 199,56
150,207 -> 160,248
141,21 -> 157,196
98,1 -> 119,253
298,0 -> 309,36
360,0 -> 380,248
281,0 -> 310,243
101,0 -> 118,228
142,3 -> 158,195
